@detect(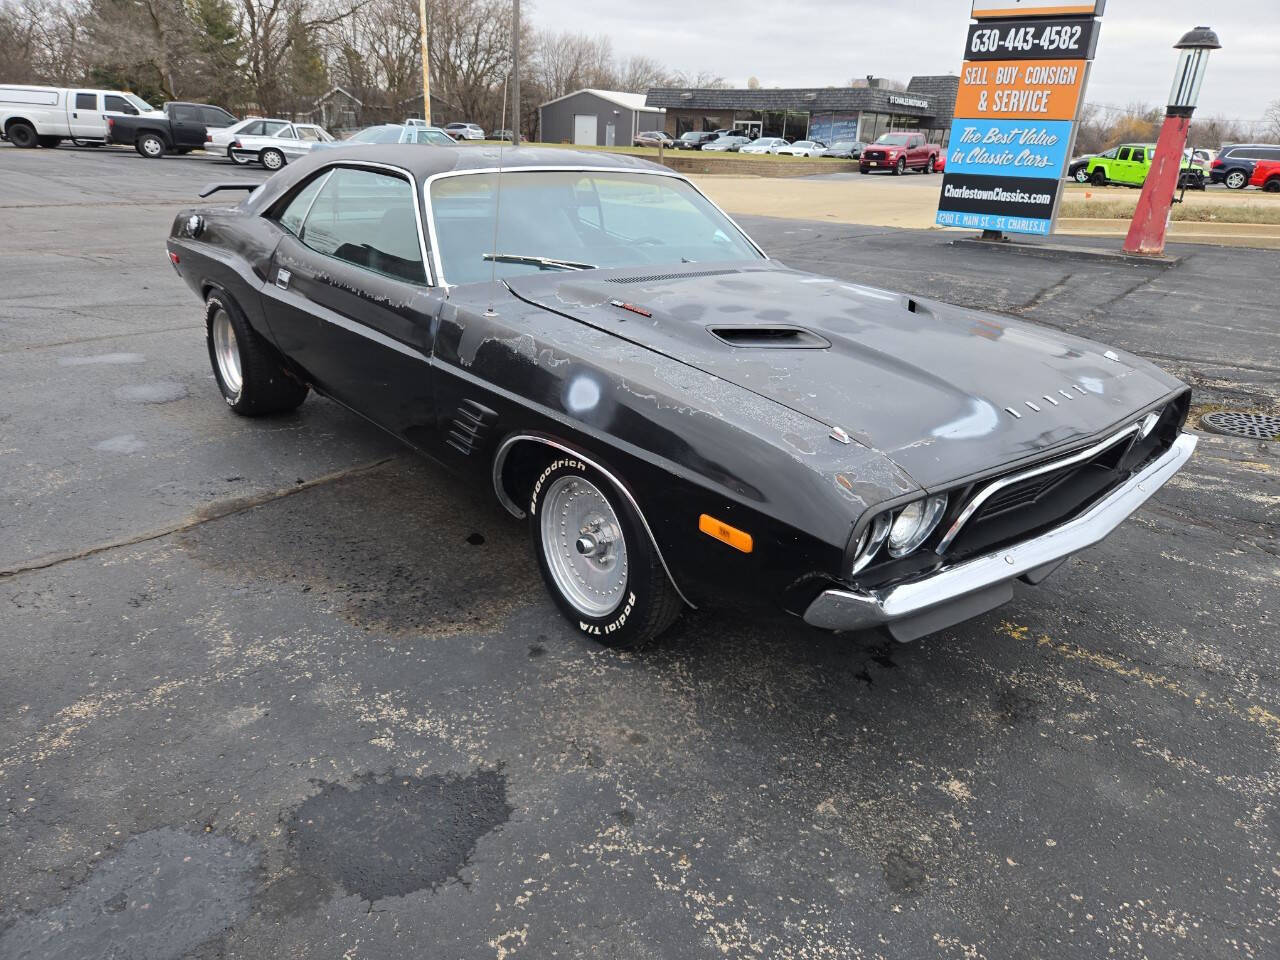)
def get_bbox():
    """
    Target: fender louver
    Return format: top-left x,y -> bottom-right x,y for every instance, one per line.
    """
446,400 -> 497,456
708,325 -> 830,349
